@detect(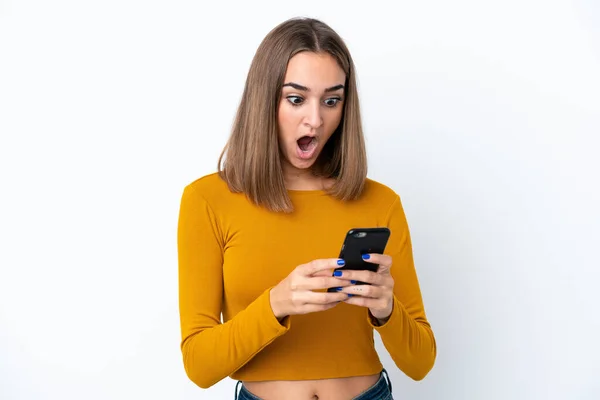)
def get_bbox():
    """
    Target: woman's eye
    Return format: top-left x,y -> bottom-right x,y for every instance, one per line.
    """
324,98 -> 341,107
287,96 -> 304,105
